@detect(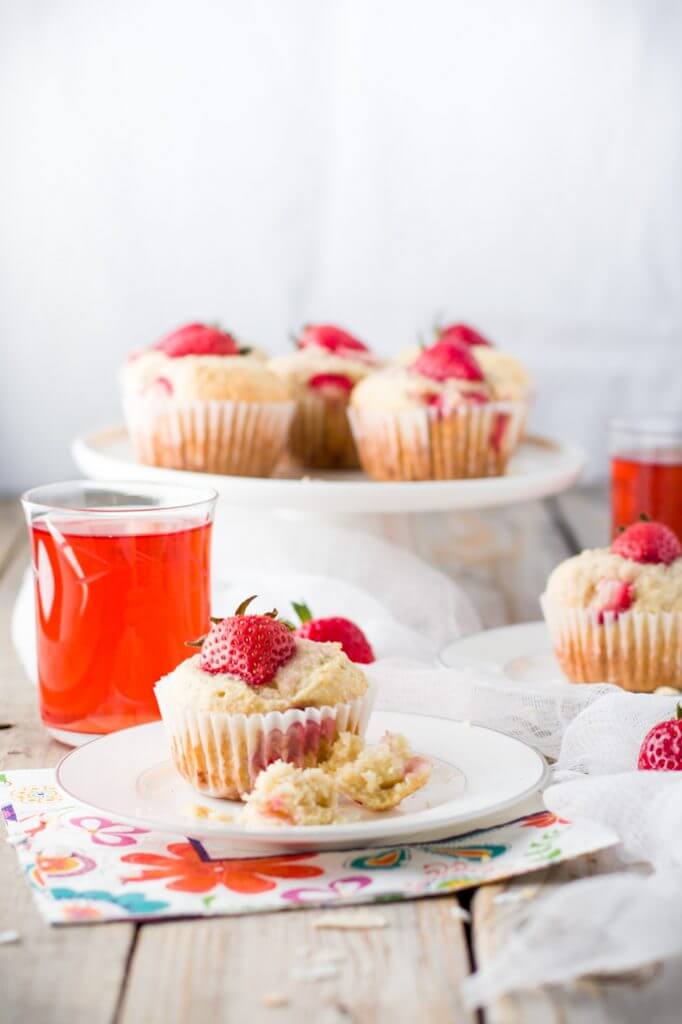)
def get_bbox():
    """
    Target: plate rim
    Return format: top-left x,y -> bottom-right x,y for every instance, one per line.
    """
440,620 -> 552,669
55,711 -> 549,845
72,426 -> 586,513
